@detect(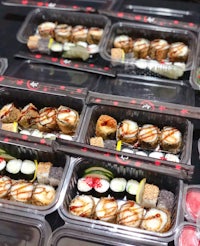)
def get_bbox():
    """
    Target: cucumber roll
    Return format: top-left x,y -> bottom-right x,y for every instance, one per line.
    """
0,158 -> 6,175
109,177 -> 127,199
50,41 -> 63,57
20,160 -> 36,181
126,179 -> 139,200
6,159 -> 22,179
